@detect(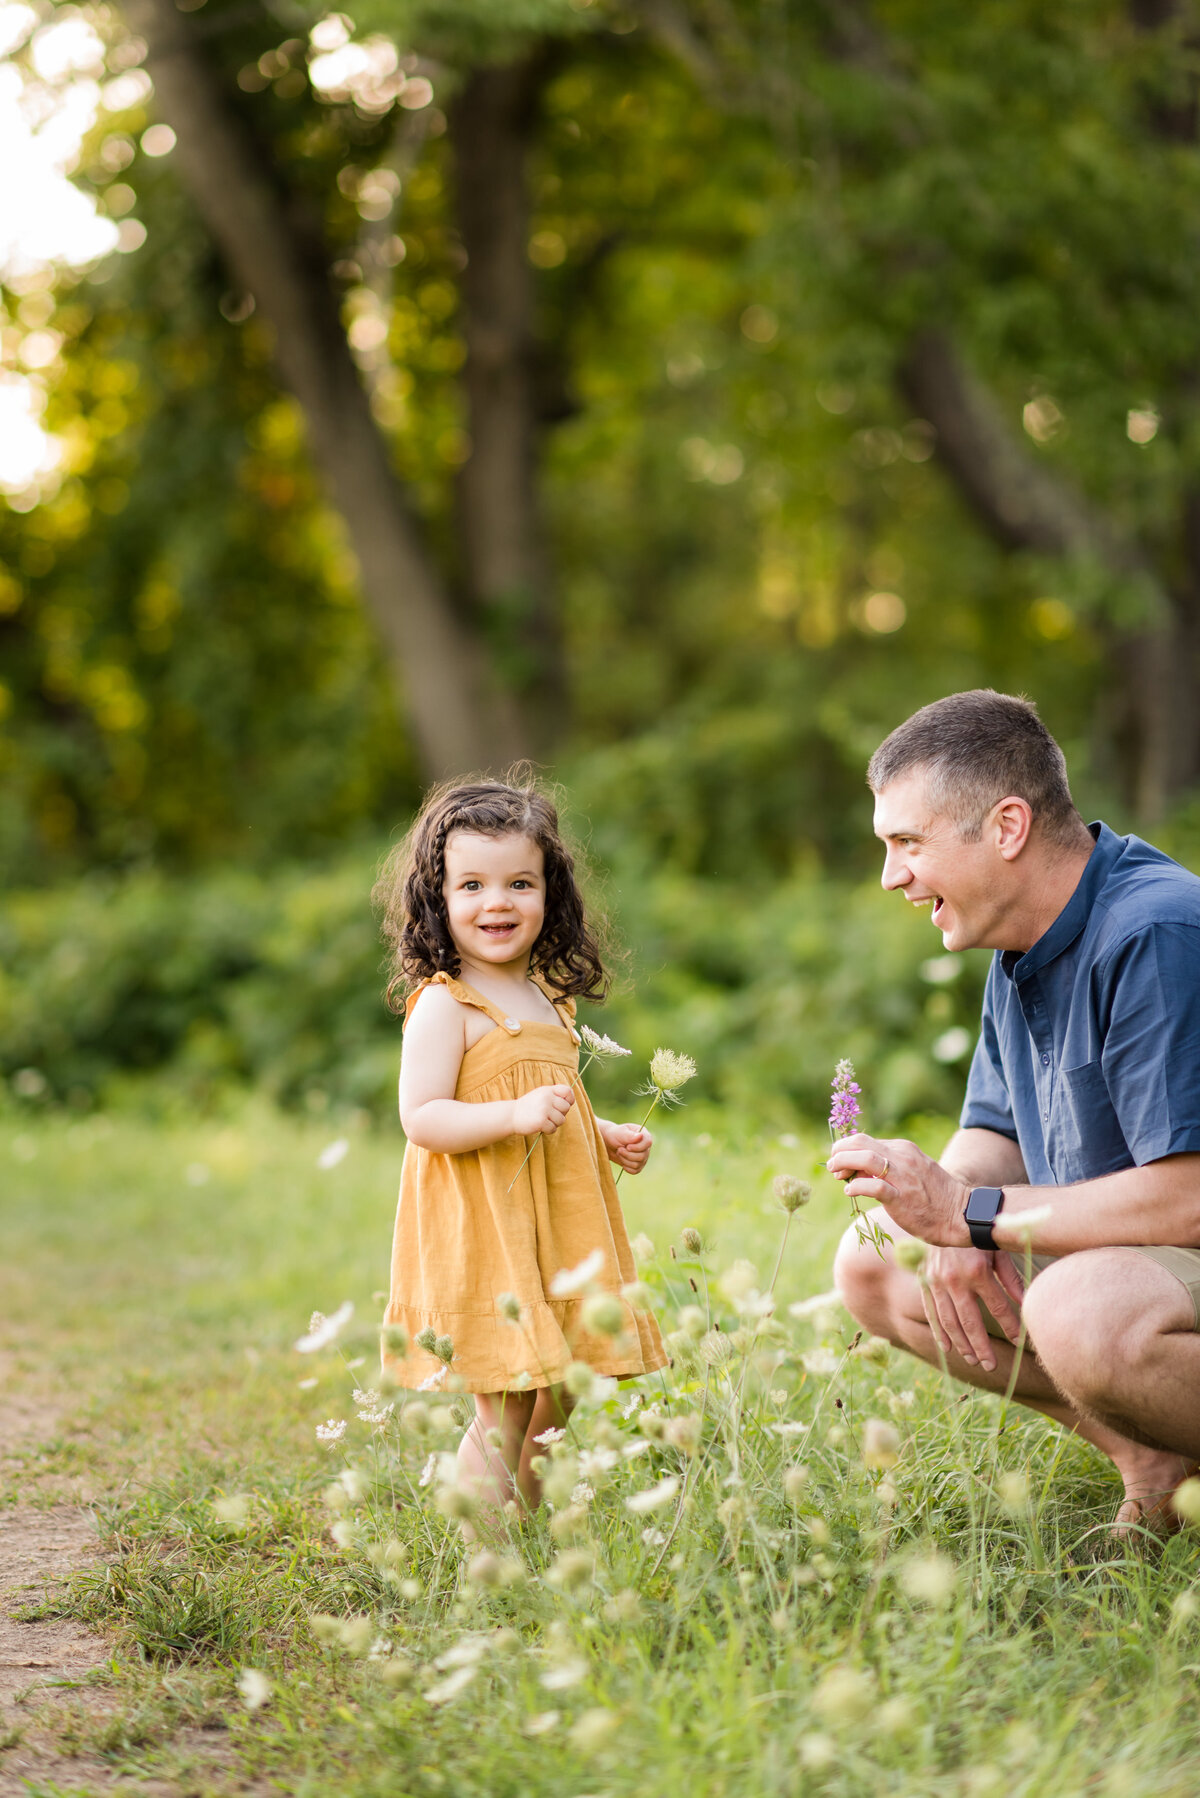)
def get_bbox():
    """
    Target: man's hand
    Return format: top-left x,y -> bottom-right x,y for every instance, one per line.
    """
826,1131 -> 972,1246
920,1245 -> 1025,1371
599,1120 -> 653,1174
